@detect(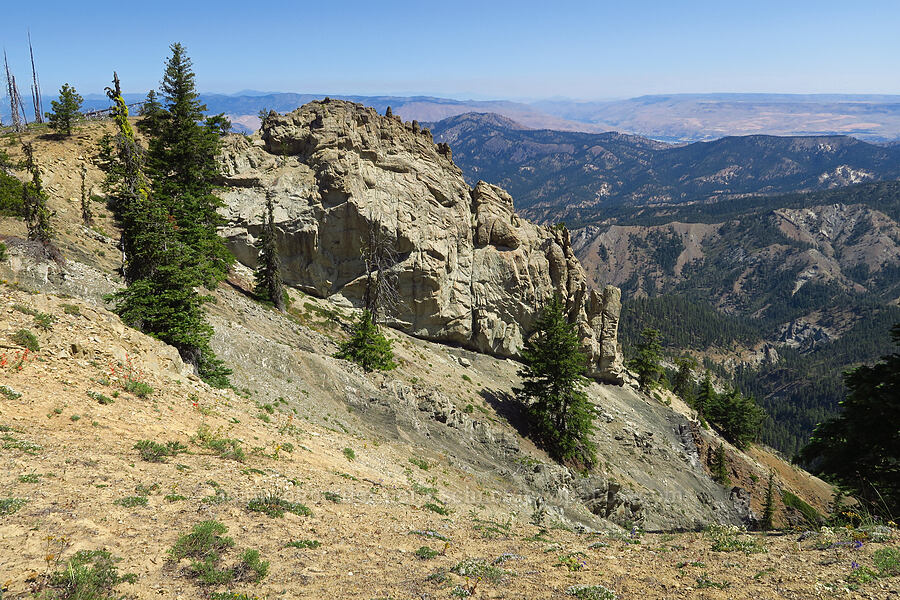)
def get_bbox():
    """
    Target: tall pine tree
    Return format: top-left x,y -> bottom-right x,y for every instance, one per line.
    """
627,328 -> 663,392
517,295 -> 596,467
254,190 -> 285,311
99,72 -> 230,388
800,323 -> 900,516
21,142 -> 51,244
144,43 -> 233,287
